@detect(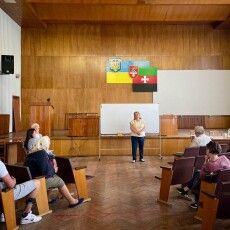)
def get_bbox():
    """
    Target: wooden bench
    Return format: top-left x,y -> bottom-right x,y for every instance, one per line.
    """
55,156 -> 90,199
0,188 -> 19,230
6,164 -> 52,216
195,169 -> 230,224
